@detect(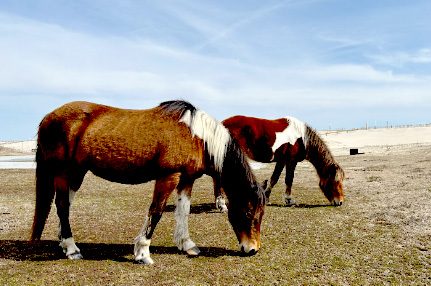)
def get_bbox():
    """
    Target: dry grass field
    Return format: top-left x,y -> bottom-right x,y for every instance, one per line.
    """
1,129 -> 431,285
